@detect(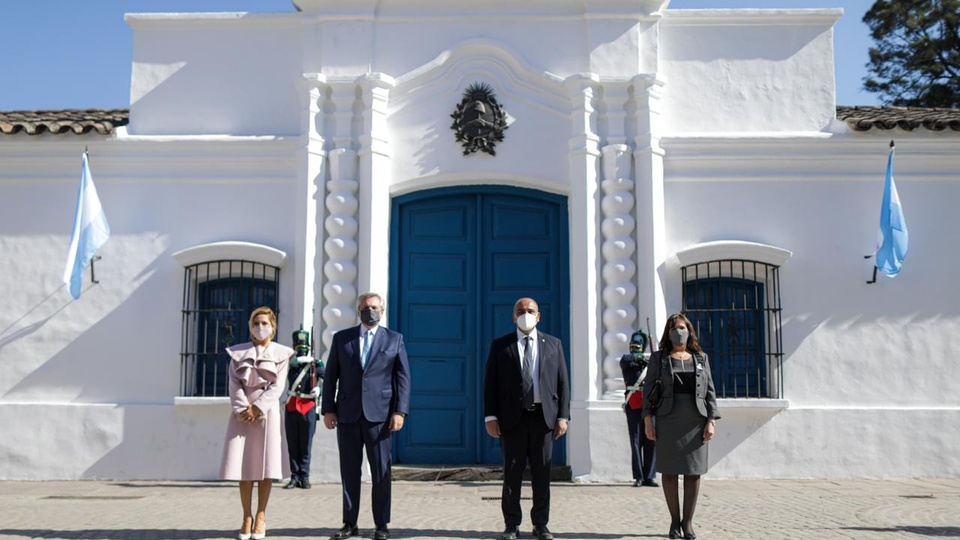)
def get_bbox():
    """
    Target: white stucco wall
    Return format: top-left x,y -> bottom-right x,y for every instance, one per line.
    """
576,135 -> 960,481
2,2 -> 959,481
0,139 -> 314,479
127,14 -> 303,136
660,9 -> 839,134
